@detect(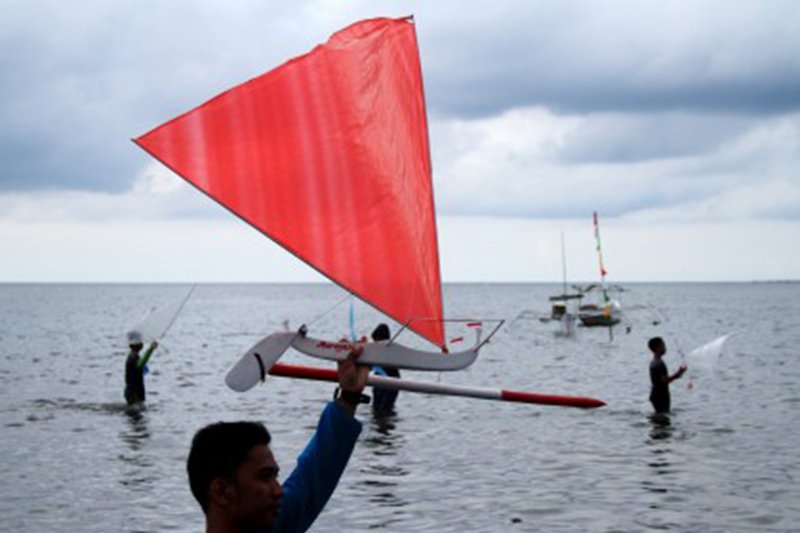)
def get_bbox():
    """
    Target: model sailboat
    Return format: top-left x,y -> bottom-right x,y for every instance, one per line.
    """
134,17 -> 496,372
134,17 -> 604,408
